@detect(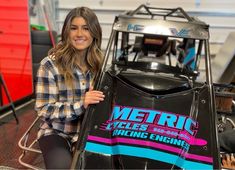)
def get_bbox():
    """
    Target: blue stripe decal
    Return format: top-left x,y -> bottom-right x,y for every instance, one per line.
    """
85,142 -> 213,170
183,47 -> 196,69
